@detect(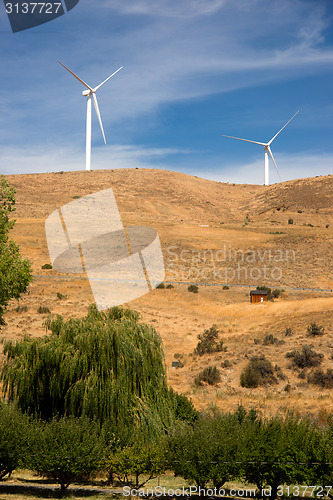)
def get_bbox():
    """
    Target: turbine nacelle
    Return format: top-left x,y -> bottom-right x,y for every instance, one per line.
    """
82,90 -> 91,96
